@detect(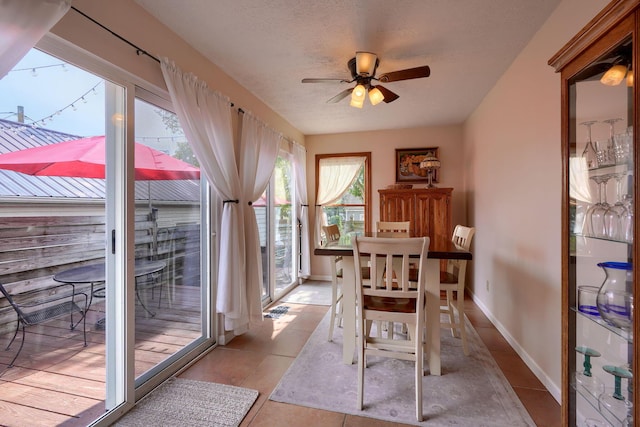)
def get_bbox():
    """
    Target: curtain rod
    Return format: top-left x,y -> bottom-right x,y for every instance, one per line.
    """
71,6 -> 160,64
70,6 -> 300,148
